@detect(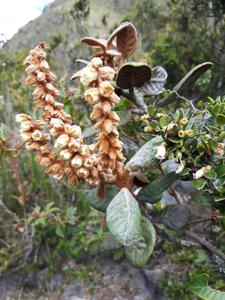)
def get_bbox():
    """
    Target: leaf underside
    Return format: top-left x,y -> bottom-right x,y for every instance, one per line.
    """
106,188 -> 142,246
126,136 -> 163,171
125,216 -> 156,268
